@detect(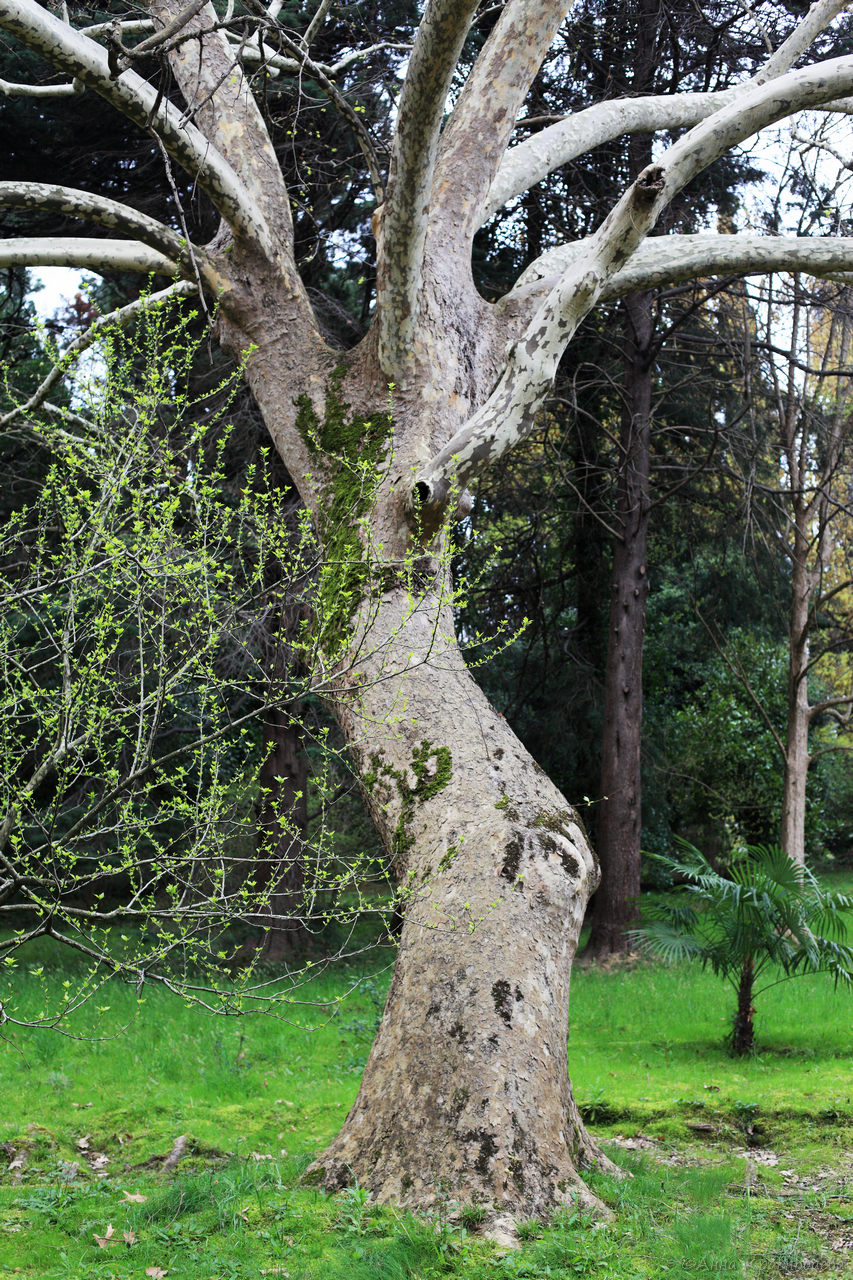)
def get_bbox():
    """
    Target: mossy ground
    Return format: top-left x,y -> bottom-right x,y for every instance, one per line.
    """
0,876 -> 850,1278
